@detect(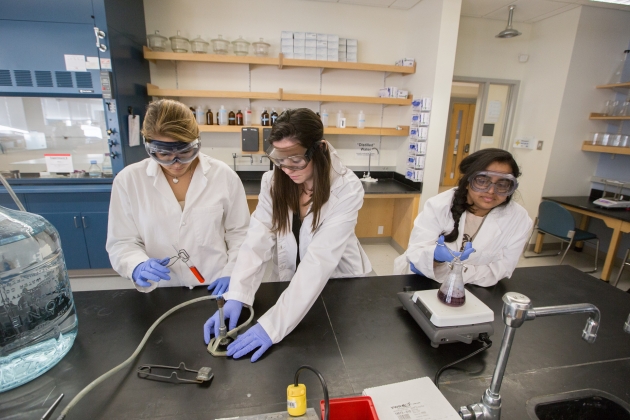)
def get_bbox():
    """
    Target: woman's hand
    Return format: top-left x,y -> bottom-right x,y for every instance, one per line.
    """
207,276 -> 230,296
226,324 -> 273,362
203,300 -> 243,344
132,258 -> 171,287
